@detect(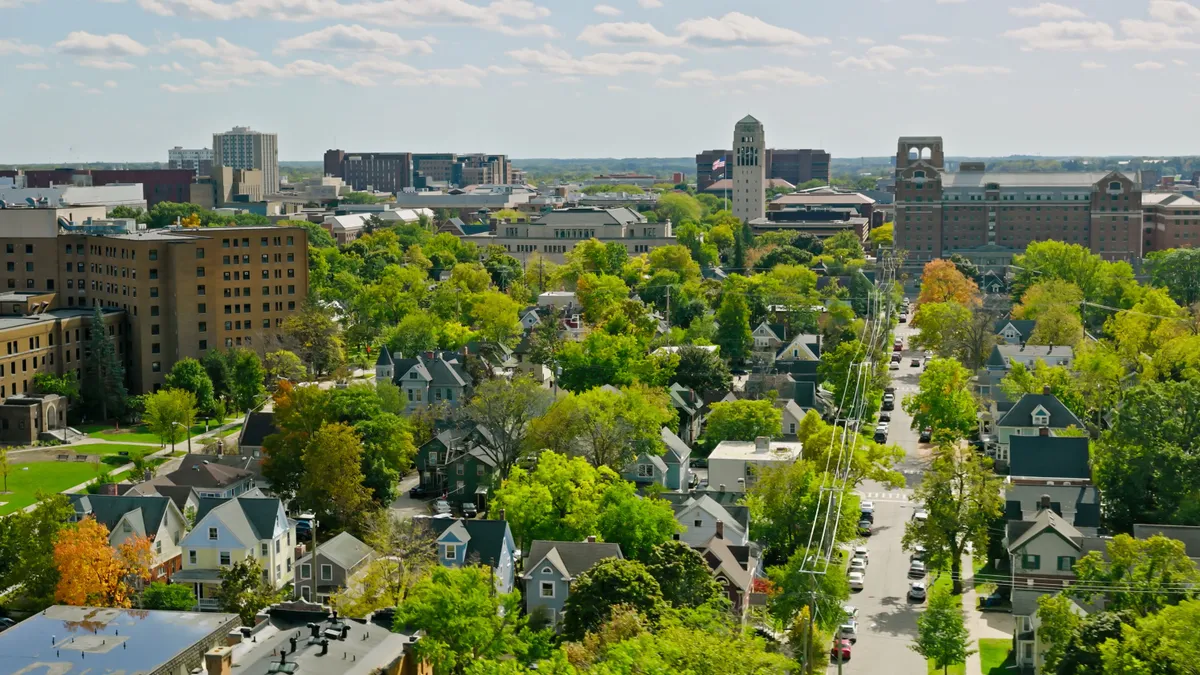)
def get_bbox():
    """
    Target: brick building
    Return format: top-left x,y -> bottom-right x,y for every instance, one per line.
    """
323,150 -> 413,193
0,169 -> 195,208
696,147 -> 830,192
